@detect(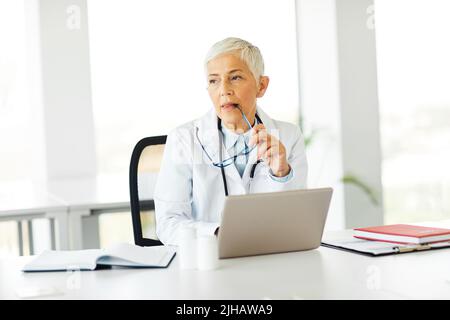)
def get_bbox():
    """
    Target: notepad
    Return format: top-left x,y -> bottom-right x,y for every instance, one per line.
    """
22,243 -> 176,272
321,237 -> 450,256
